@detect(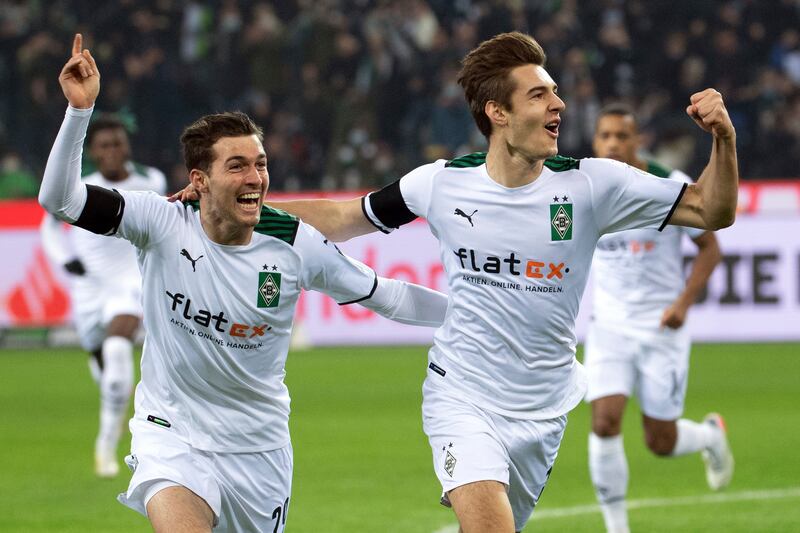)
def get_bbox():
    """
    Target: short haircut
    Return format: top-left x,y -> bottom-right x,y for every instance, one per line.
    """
596,103 -> 638,128
86,114 -> 128,146
180,111 -> 264,172
457,32 -> 547,139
